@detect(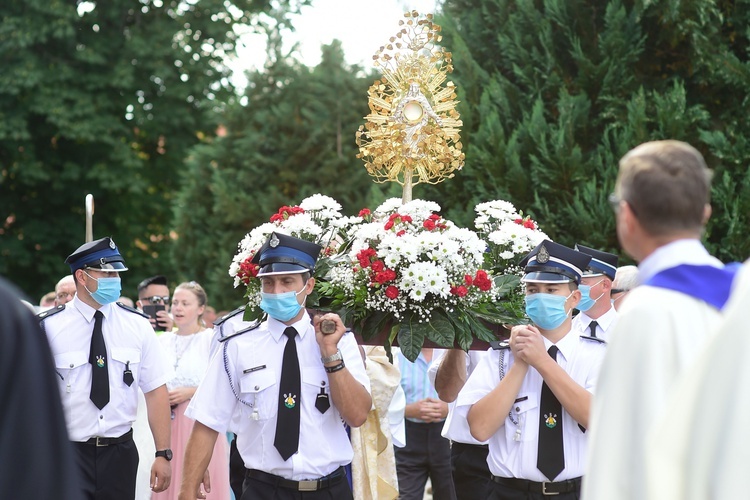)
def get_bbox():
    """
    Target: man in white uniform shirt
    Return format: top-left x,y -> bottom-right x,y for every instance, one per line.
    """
456,240 -> 606,499
583,140 -> 739,500
571,244 -> 619,342
179,232 -> 372,500
39,236 -> 172,499
428,349 -> 491,499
